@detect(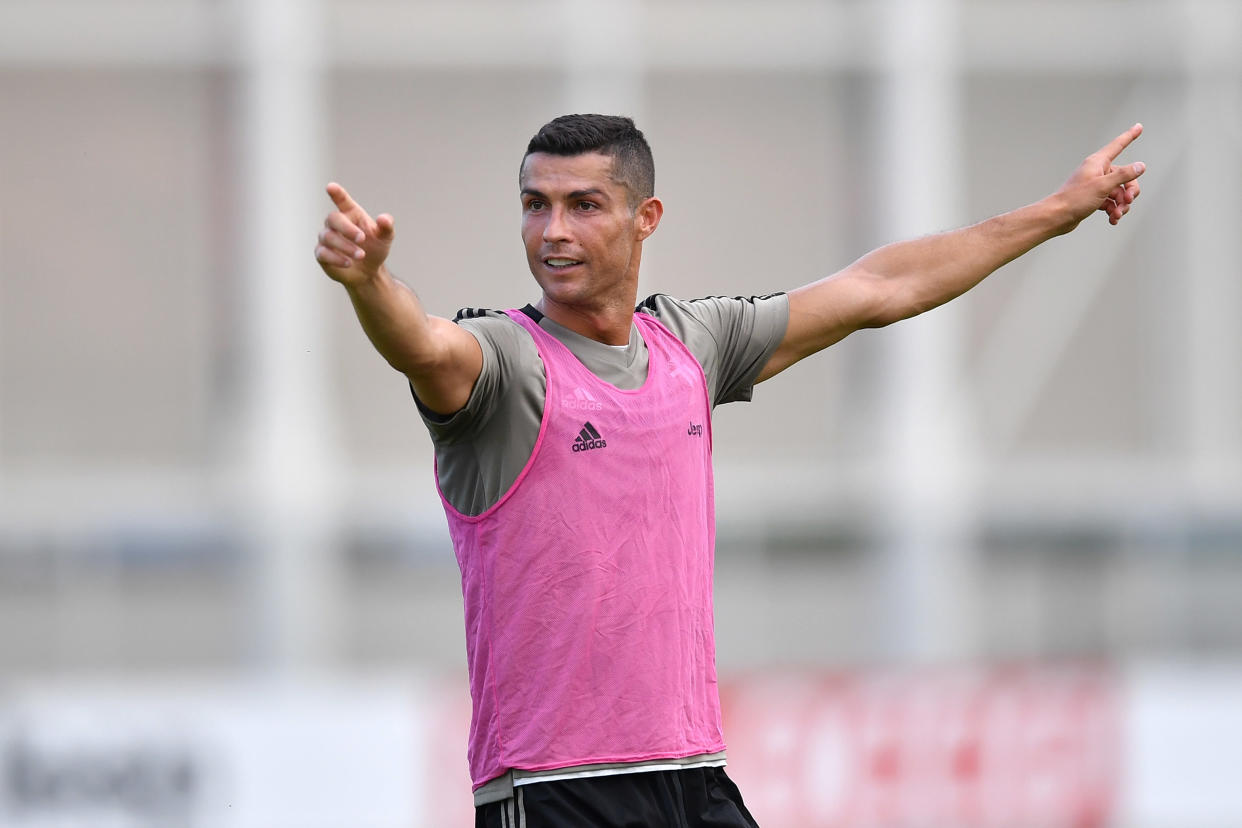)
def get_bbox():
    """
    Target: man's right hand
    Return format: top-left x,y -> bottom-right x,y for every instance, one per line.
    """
314,180 -> 483,415
315,182 -> 396,285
